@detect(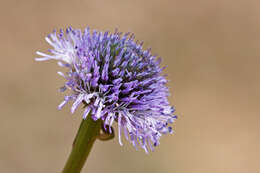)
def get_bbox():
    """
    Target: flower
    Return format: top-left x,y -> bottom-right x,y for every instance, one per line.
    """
36,27 -> 177,153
